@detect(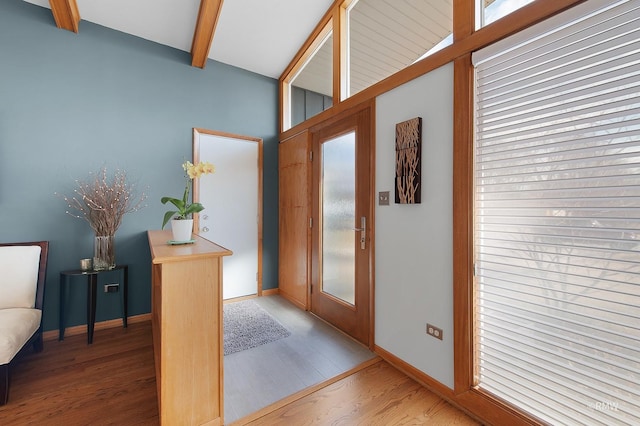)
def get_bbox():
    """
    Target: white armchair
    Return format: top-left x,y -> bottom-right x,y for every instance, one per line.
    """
0,241 -> 48,405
